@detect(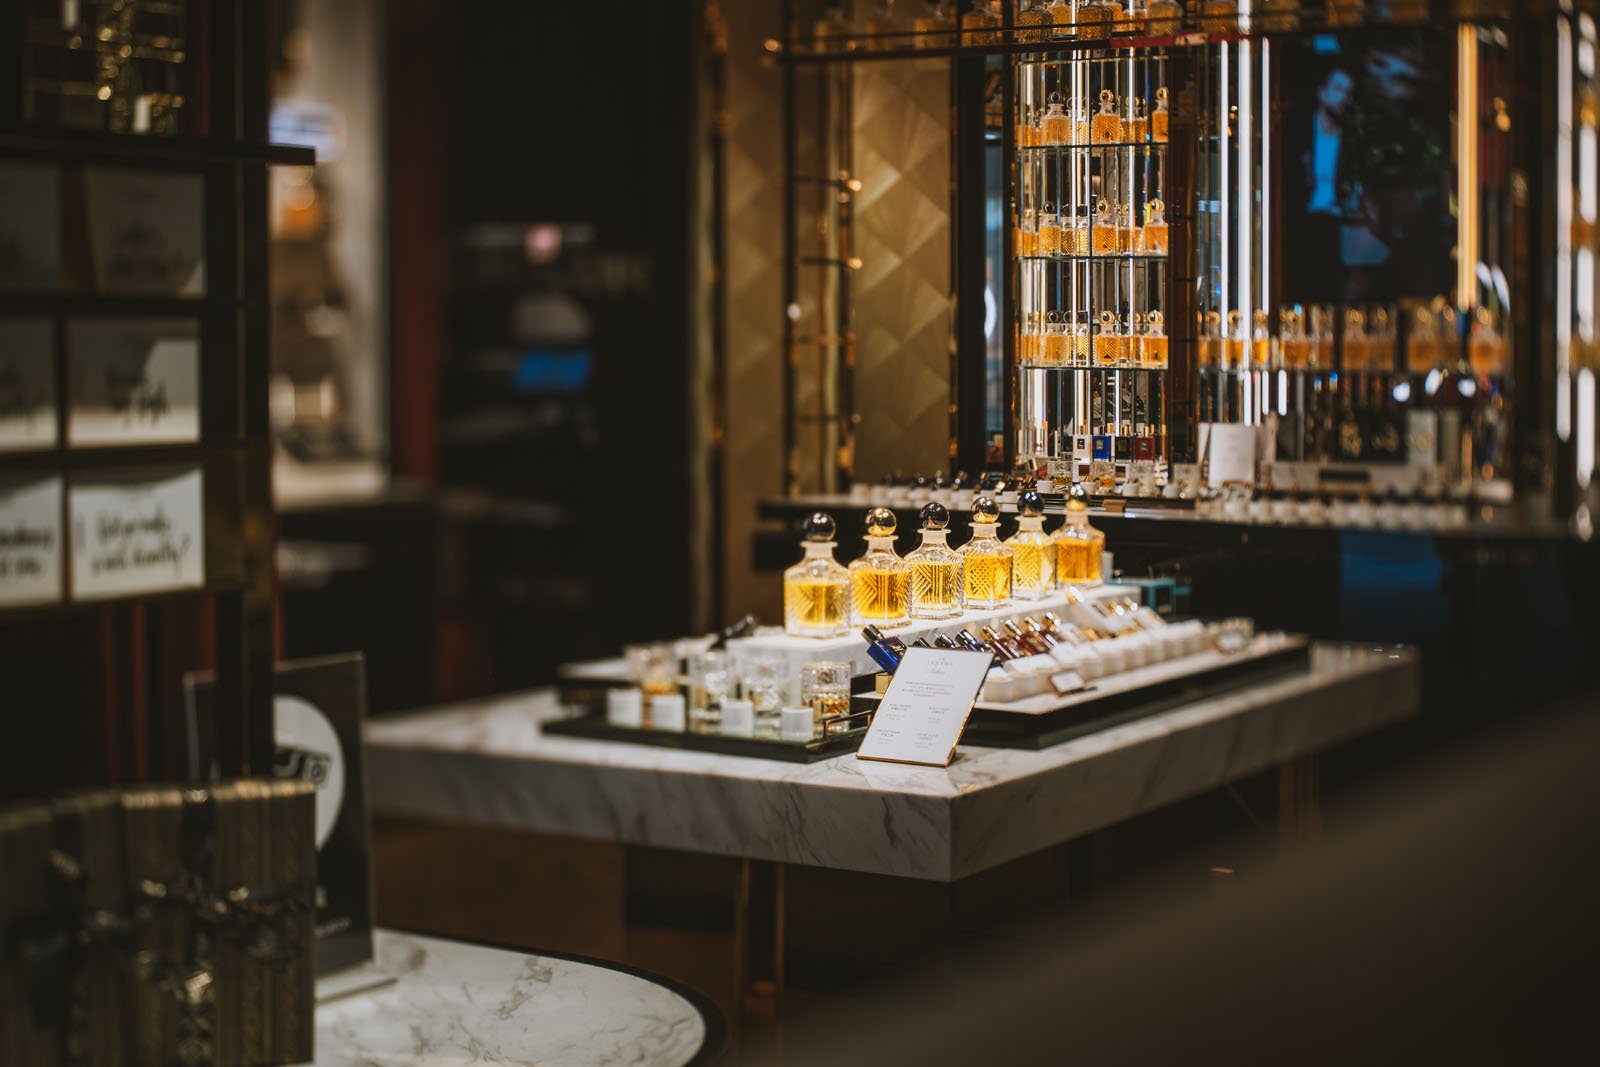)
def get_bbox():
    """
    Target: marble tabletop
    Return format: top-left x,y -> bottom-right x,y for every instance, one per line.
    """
305,929 -> 717,1066
366,644 -> 1420,881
